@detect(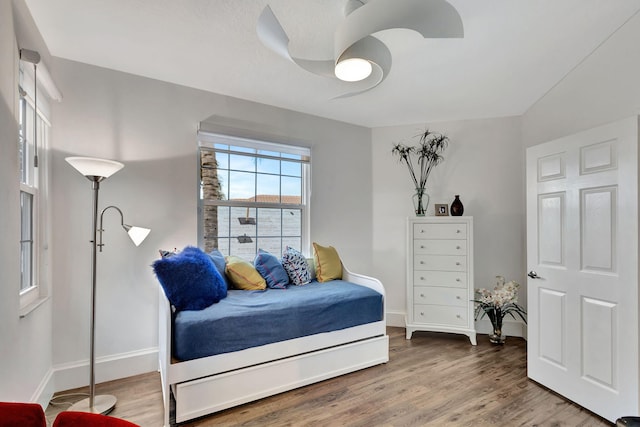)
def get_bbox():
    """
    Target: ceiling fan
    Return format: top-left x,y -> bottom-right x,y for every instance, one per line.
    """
257,0 -> 463,98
